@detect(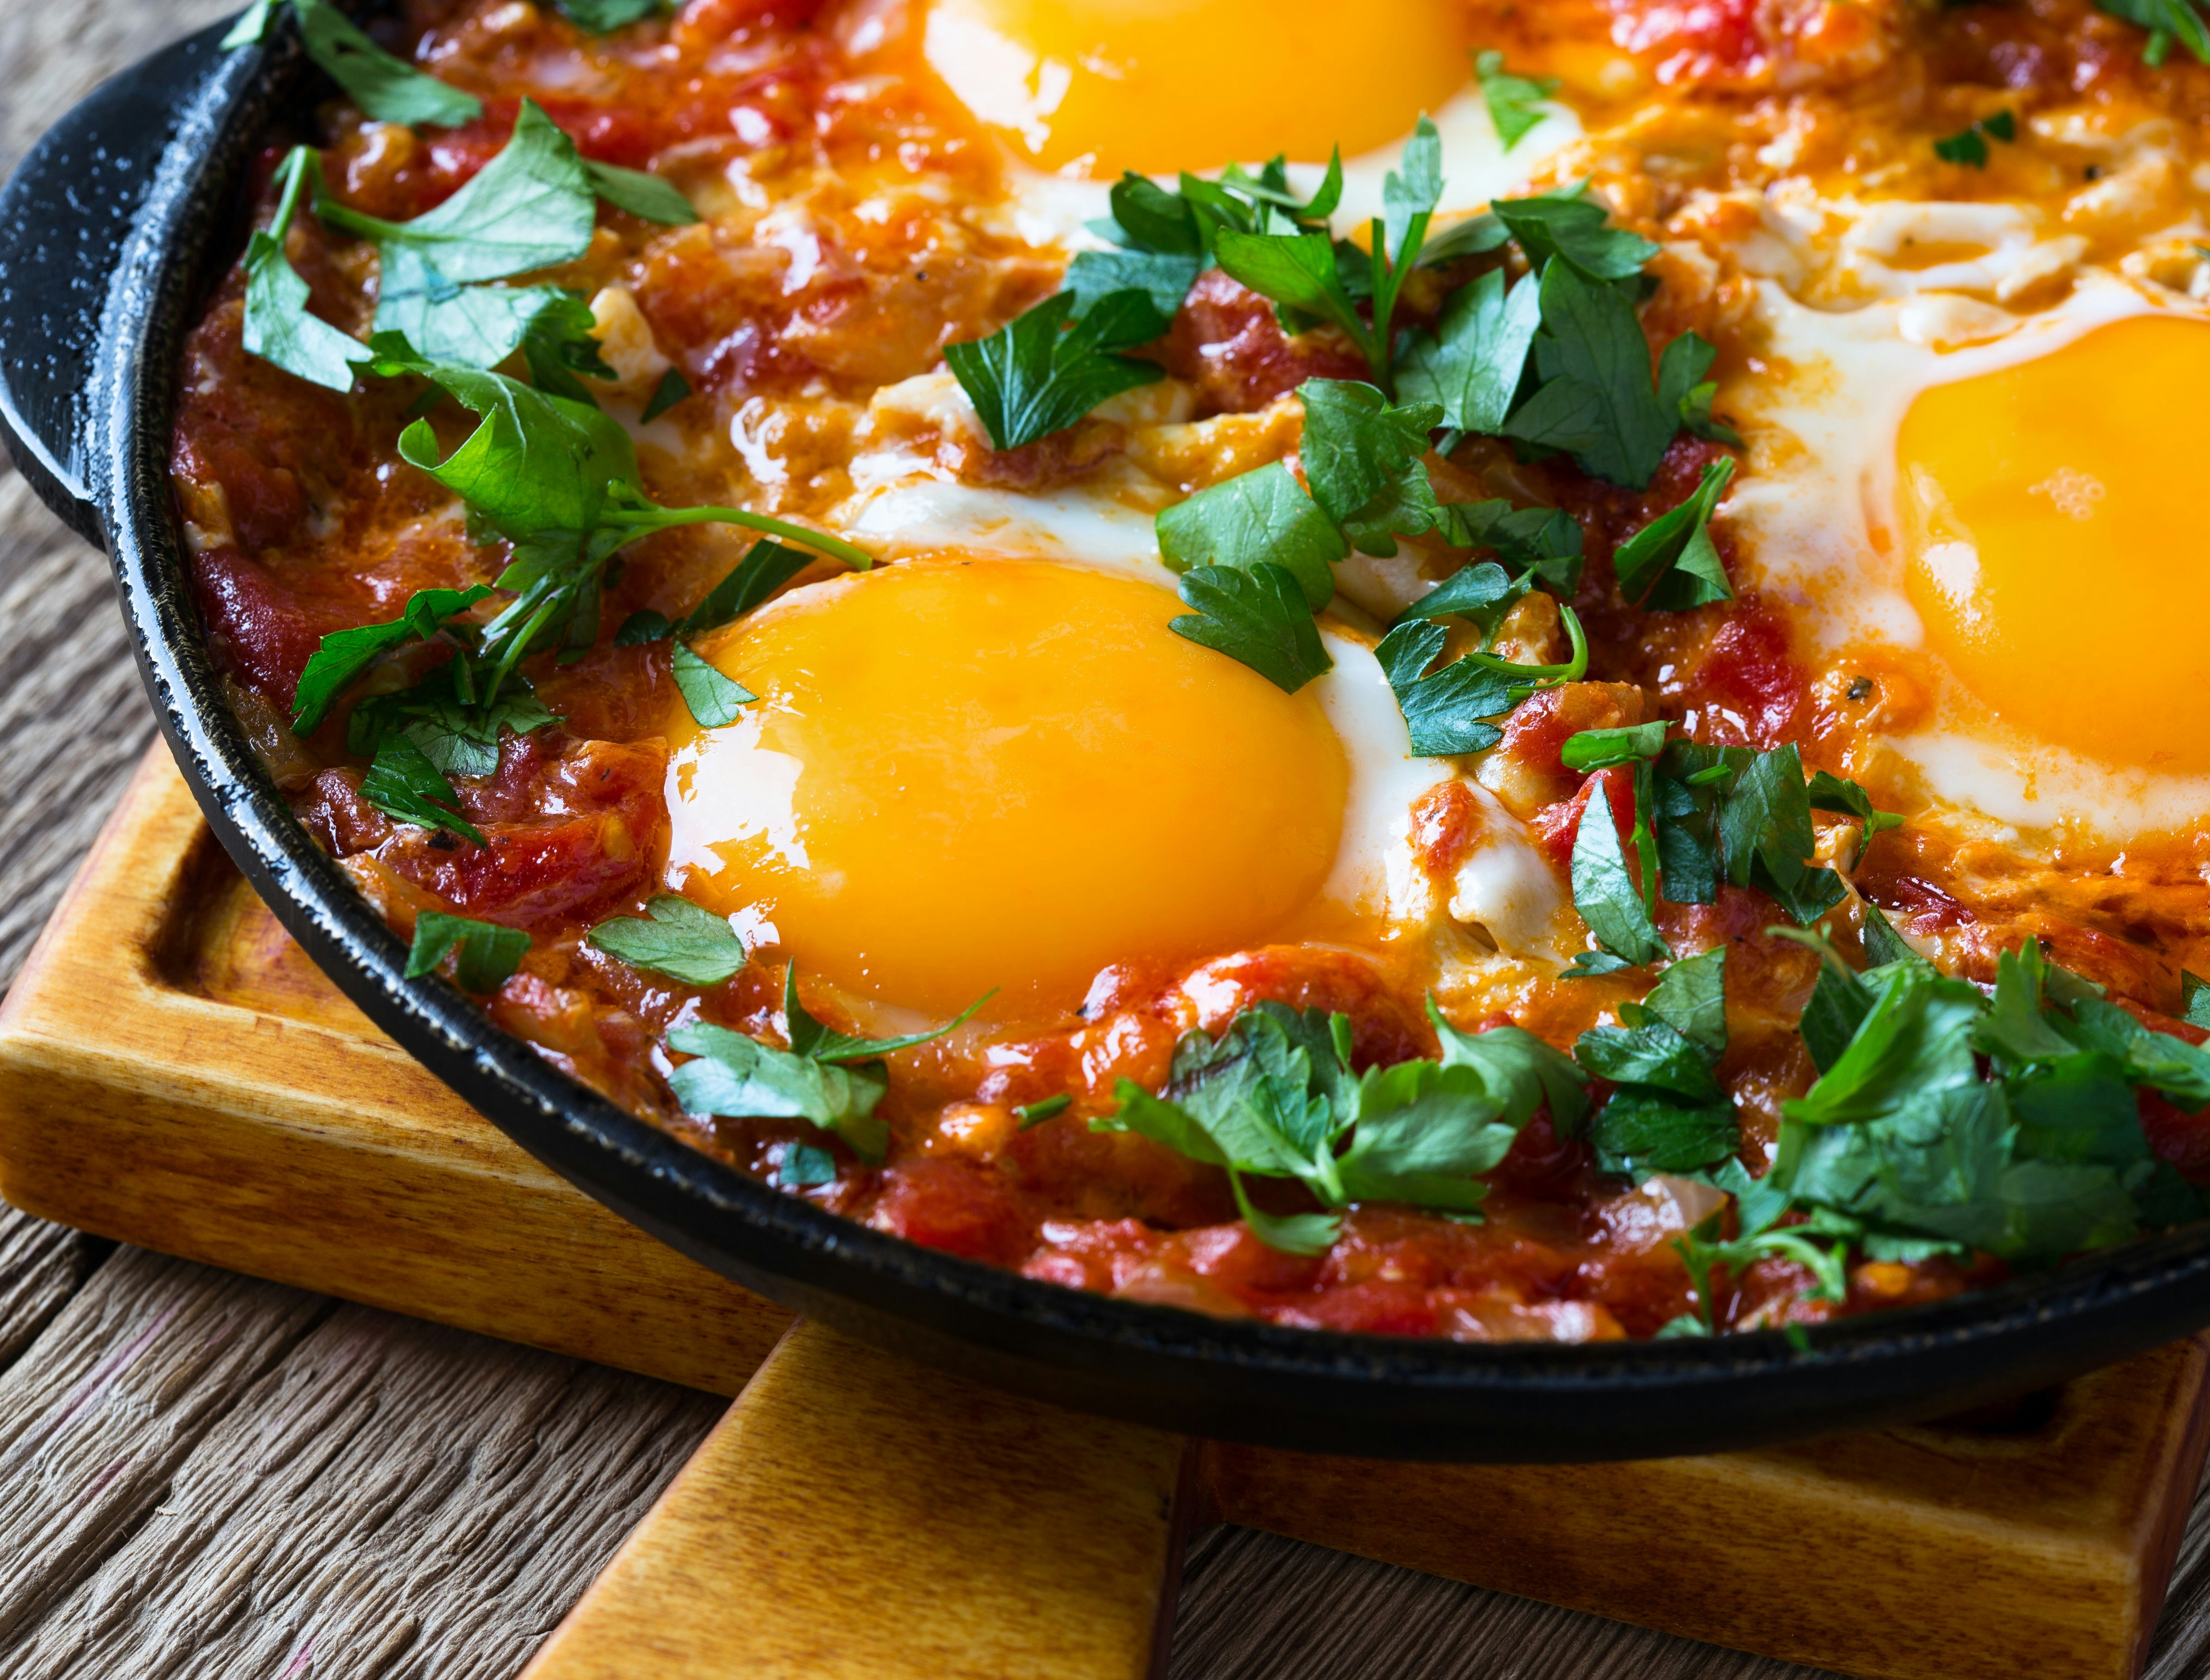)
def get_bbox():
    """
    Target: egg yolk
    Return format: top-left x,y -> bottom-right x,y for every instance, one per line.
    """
921,0 -> 1470,176
663,558 -> 1349,1013
1896,313 -> 2210,776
